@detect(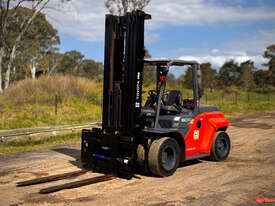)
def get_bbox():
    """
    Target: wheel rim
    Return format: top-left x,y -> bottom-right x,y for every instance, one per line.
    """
216,136 -> 228,157
161,145 -> 176,171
